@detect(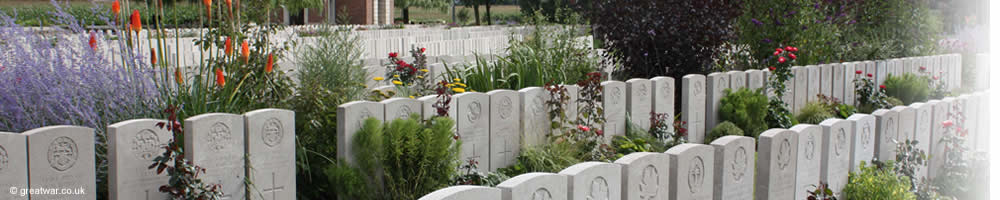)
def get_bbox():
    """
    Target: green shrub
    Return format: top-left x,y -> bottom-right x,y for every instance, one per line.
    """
797,102 -> 836,125
883,74 -> 930,105
706,121 -> 744,143
501,142 -> 582,175
719,88 -> 769,138
612,120 -> 671,159
842,162 -> 916,200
